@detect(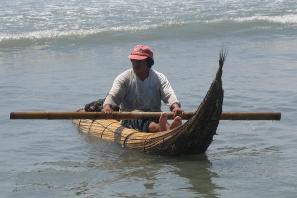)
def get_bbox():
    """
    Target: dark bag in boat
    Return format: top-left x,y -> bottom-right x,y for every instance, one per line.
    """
84,99 -> 119,112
